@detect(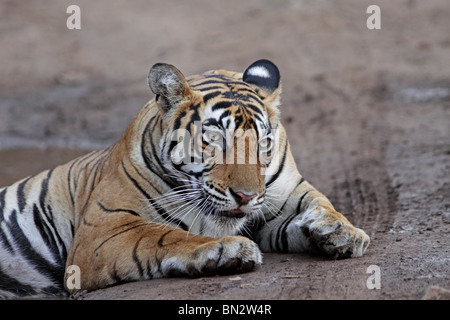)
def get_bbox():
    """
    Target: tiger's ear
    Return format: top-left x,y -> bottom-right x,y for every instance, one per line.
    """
243,59 -> 282,120
148,63 -> 192,115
